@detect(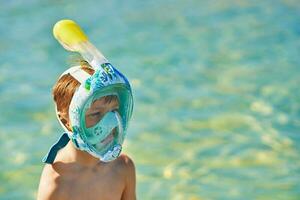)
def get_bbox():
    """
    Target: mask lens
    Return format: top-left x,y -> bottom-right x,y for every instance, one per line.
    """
77,85 -> 131,161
